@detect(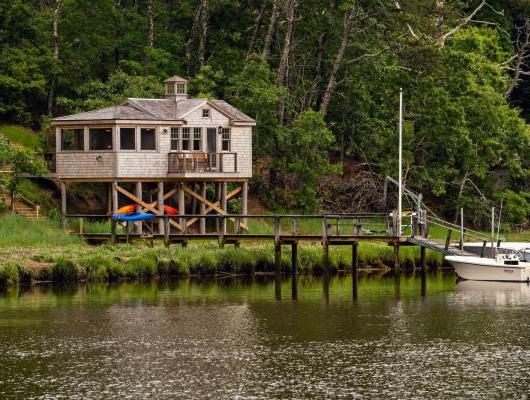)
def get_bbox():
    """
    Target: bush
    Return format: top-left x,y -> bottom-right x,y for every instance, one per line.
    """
125,256 -> 157,278
51,258 -> 80,283
0,262 -> 20,287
